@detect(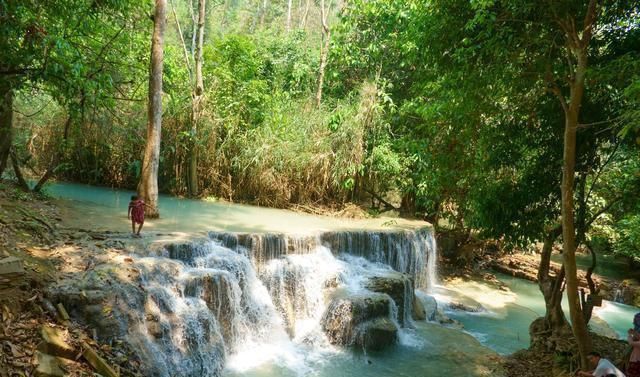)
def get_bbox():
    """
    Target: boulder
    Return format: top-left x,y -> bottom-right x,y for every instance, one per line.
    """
321,293 -> 398,351
412,294 -> 426,320
355,317 -> 398,351
420,294 -> 438,321
365,272 -> 414,326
